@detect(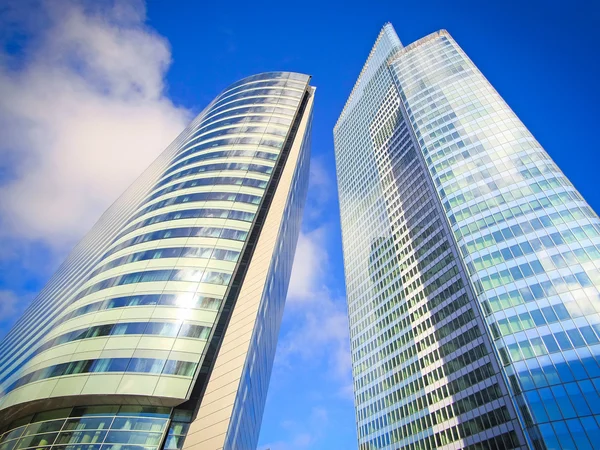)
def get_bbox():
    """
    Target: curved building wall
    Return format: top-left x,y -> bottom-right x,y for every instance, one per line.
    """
0,72 -> 313,450
184,84 -> 314,450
